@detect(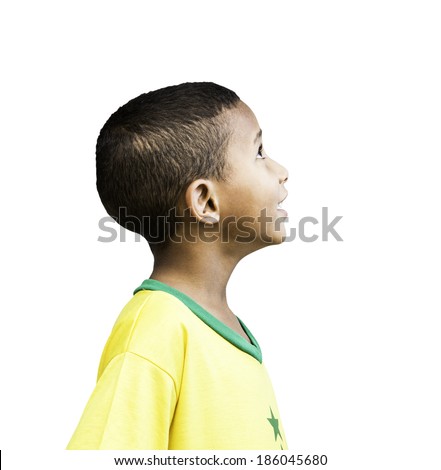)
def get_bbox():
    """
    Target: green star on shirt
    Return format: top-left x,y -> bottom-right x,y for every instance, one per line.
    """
267,407 -> 282,441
